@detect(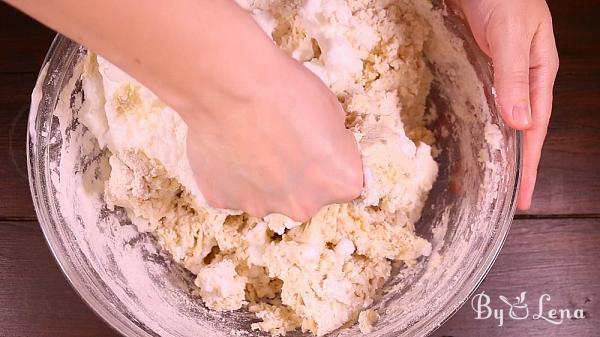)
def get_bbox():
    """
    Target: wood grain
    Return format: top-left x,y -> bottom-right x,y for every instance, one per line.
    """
0,1 -> 599,217
0,221 -> 120,337
1,61 -> 598,218
0,2 -> 54,73
434,218 -> 600,337
0,0 -> 597,73
525,58 -> 600,215
0,73 -> 37,219
0,1 -> 599,336
547,0 -> 600,59
0,219 -> 597,337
